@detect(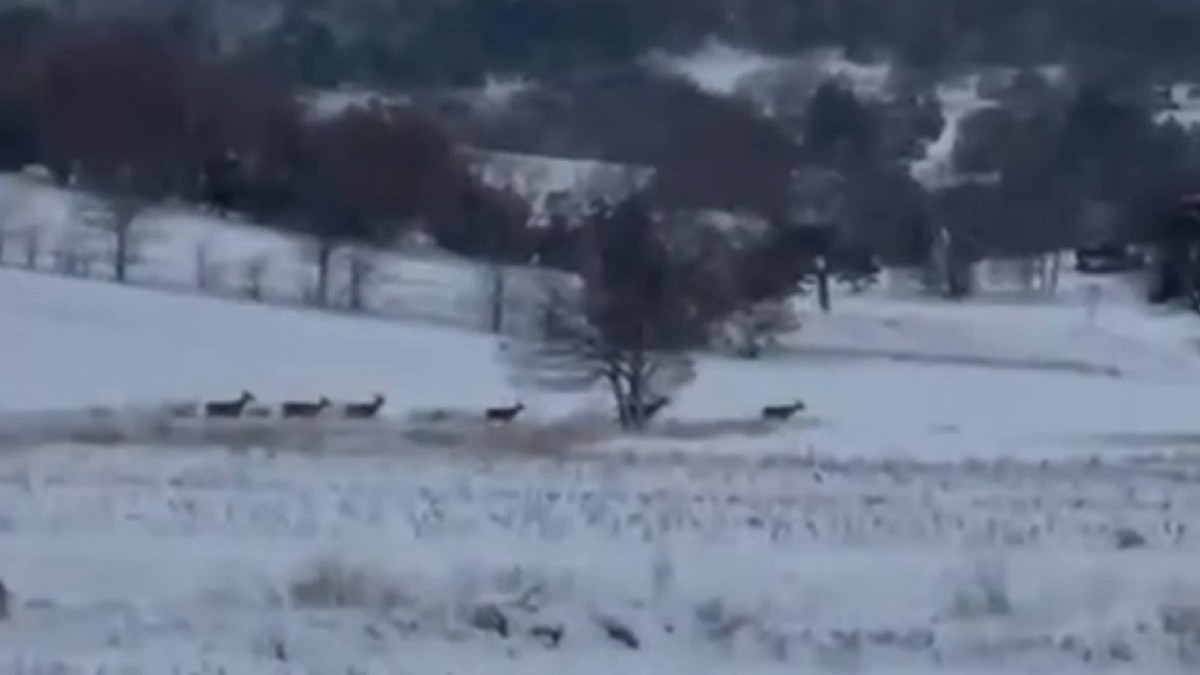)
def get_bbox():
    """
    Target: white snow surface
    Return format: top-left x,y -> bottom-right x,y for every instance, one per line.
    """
2,439 -> 1200,673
